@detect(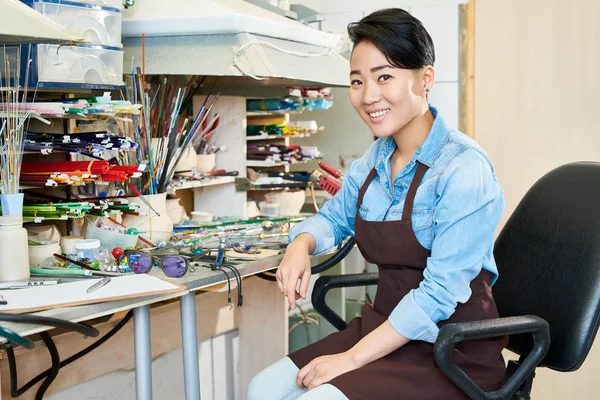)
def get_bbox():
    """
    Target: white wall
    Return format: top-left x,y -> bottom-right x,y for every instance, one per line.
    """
475,1 -> 600,398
